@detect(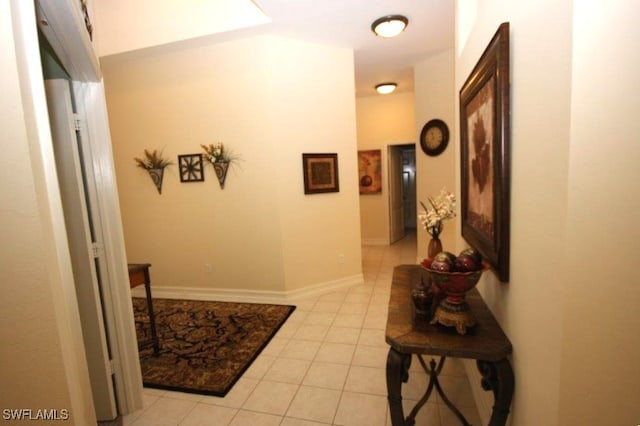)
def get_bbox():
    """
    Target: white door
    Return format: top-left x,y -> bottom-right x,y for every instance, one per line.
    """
388,146 -> 406,243
45,79 -> 117,420
402,148 -> 417,229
